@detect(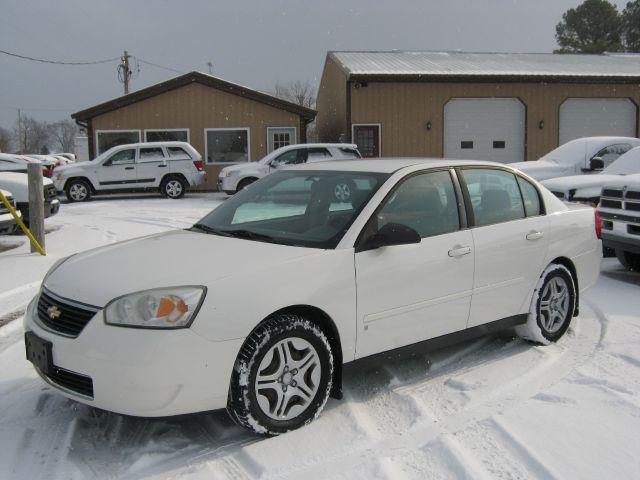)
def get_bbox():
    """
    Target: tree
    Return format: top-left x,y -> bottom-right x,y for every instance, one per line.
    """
555,0 -> 622,53
48,120 -> 79,153
272,80 -> 316,109
13,115 -> 50,154
622,0 -> 640,51
0,127 -> 11,153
